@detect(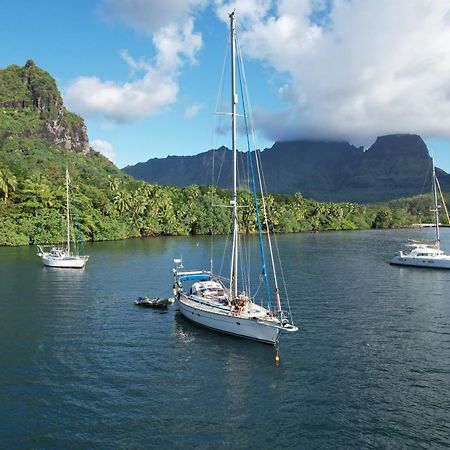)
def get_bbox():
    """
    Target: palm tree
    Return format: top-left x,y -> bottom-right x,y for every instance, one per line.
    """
113,191 -> 131,213
129,189 -> 147,229
0,167 -> 17,204
106,176 -> 120,192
